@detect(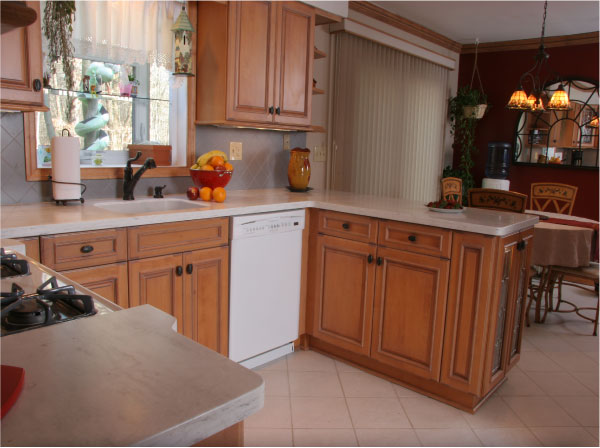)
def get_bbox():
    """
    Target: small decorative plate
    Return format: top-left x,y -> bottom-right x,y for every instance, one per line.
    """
286,186 -> 313,193
428,207 -> 464,213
